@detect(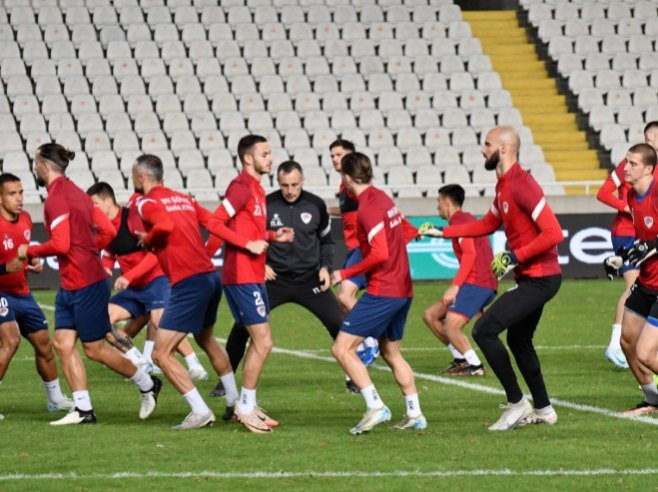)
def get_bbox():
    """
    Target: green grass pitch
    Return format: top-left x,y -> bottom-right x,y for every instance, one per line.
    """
0,279 -> 657,491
